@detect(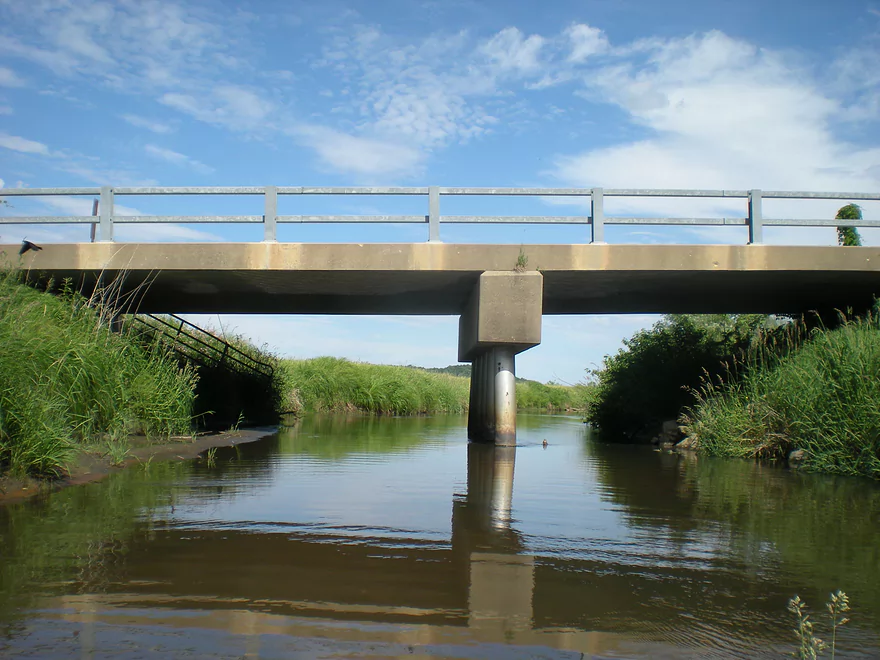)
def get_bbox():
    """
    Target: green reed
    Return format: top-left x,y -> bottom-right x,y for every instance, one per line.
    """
517,379 -> 592,411
281,357 -> 470,415
282,357 -> 589,416
0,269 -> 196,477
682,316 -> 880,478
